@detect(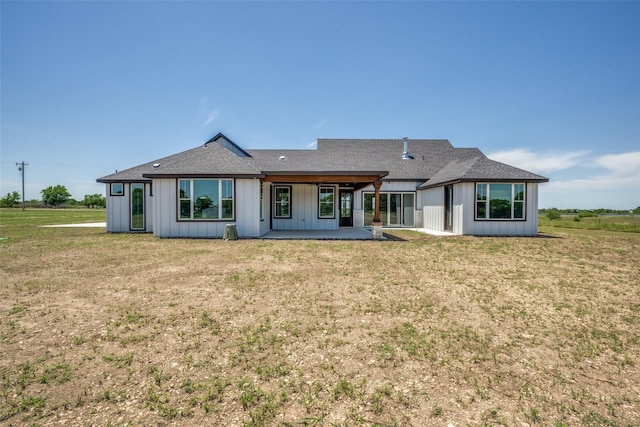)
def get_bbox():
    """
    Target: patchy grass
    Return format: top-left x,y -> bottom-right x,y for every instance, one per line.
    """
0,210 -> 638,425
